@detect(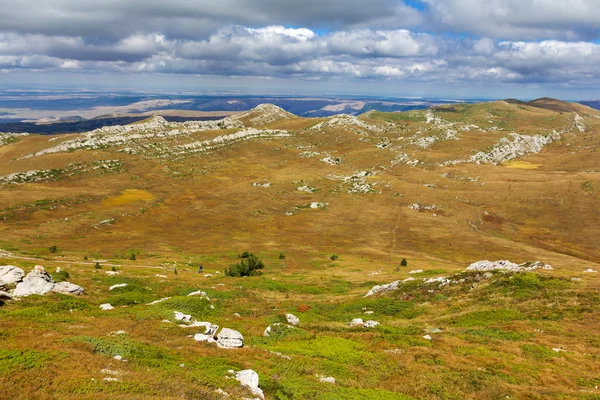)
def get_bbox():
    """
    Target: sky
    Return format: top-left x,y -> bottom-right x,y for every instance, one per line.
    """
0,0 -> 599,99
